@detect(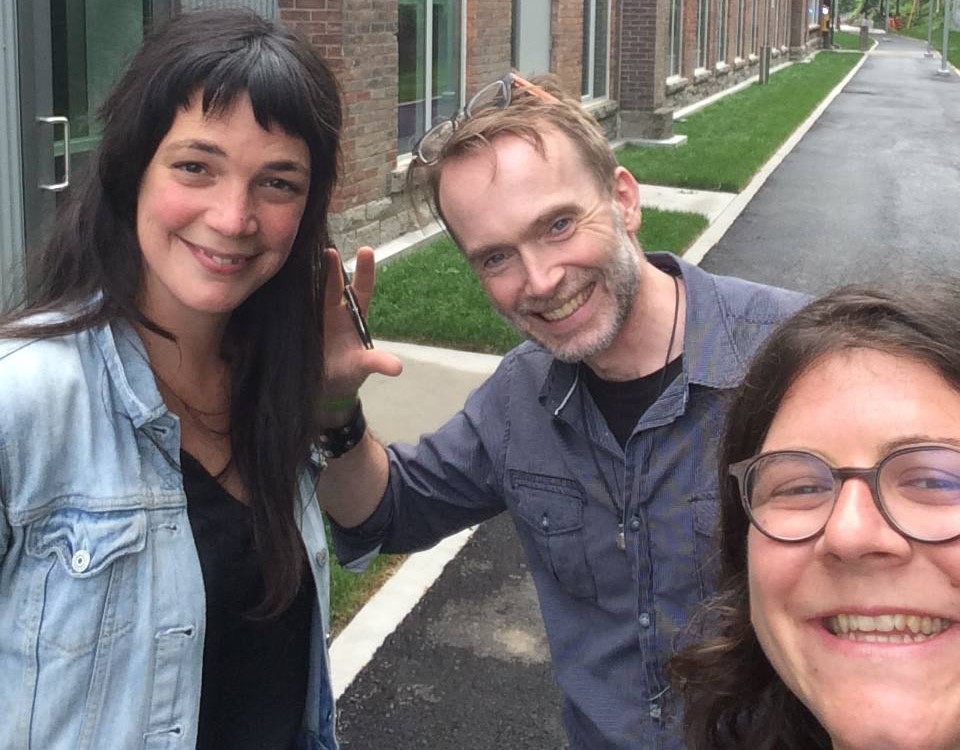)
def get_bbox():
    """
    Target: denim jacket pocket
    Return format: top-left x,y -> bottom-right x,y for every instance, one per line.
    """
690,494 -> 720,598
511,471 -> 597,600
25,507 -> 147,654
